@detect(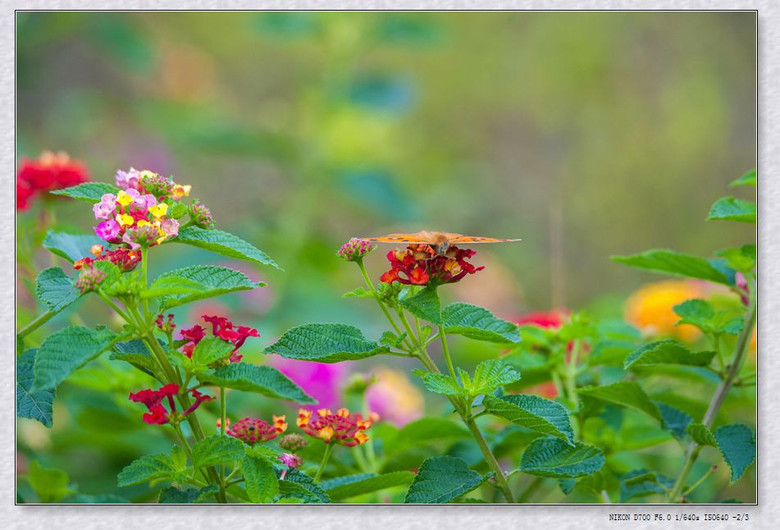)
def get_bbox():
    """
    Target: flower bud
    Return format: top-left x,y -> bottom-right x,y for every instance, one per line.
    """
139,171 -> 174,199
337,238 -> 375,262
75,267 -> 107,293
279,433 -> 308,452
190,201 -> 215,229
